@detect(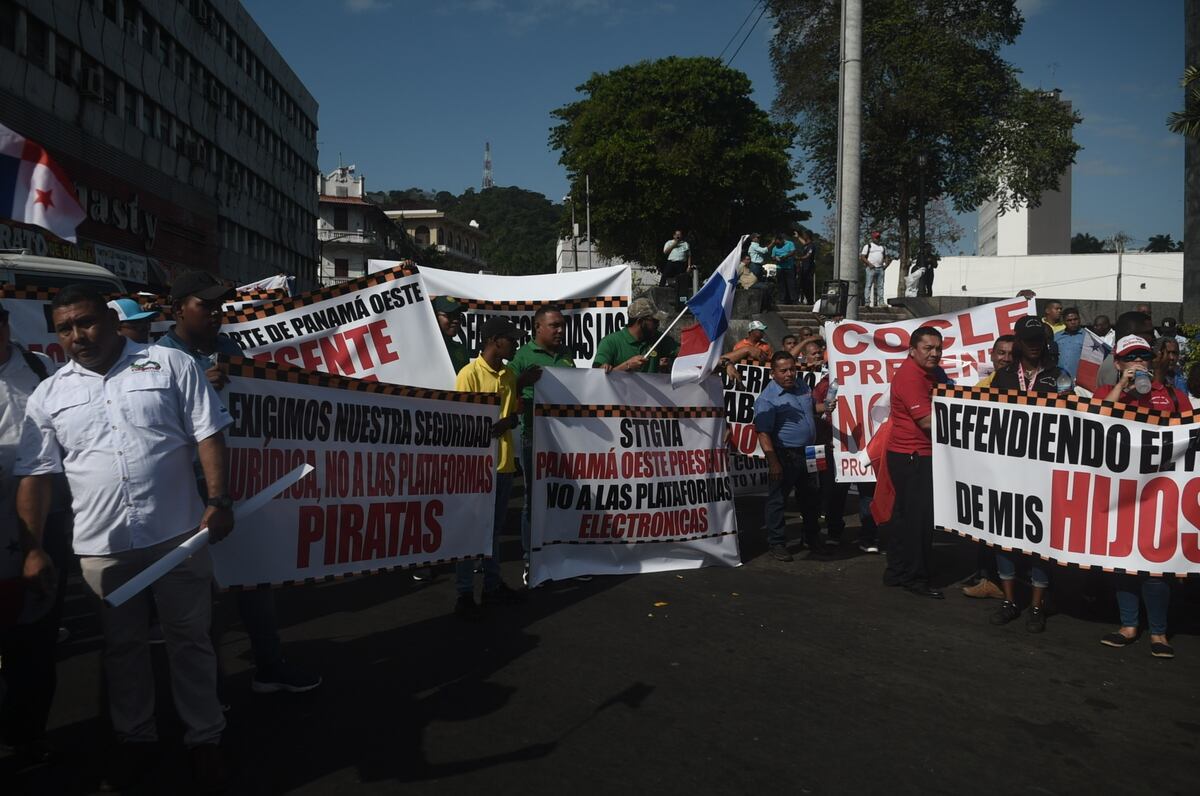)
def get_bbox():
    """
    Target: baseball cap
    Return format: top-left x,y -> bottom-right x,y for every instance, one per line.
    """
748,320 -> 768,332
108,298 -> 160,322
1014,316 -> 1046,341
432,296 -> 463,315
170,270 -> 234,302
1114,334 -> 1152,358
870,231 -> 881,239
1159,317 -> 1179,335
480,316 -> 519,342
628,297 -> 656,320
